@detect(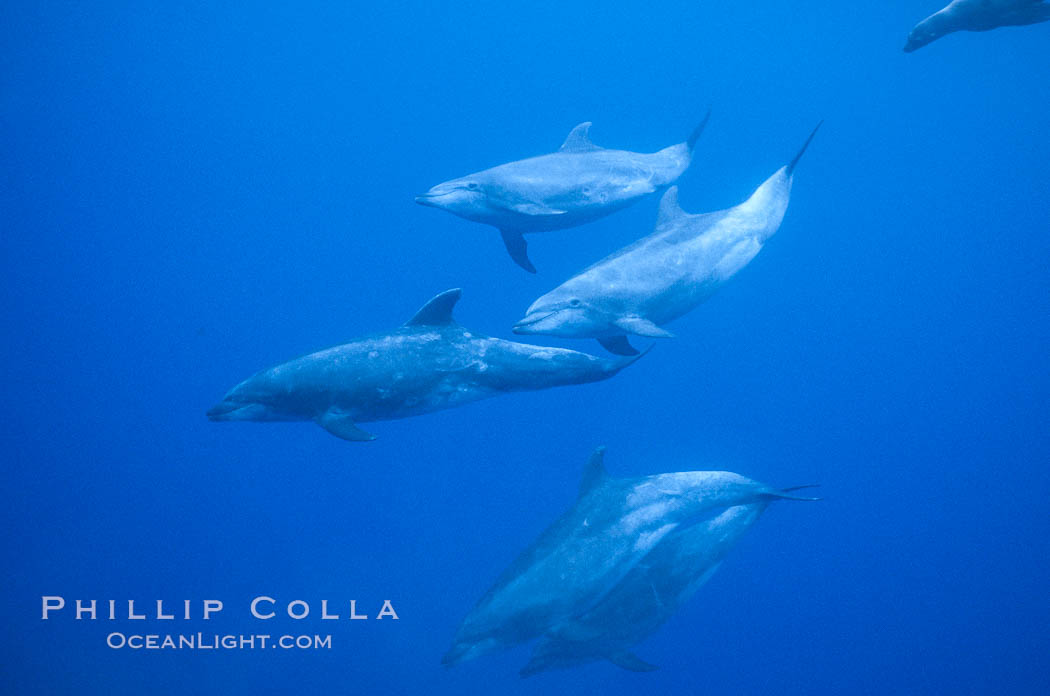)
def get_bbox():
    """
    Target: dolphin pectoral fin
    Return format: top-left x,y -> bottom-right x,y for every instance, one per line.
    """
500,229 -> 537,273
598,335 -> 639,356
608,652 -> 659,673
603,343 -> 653,374
316,410 -> 375,442
613,316 -> 675,339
